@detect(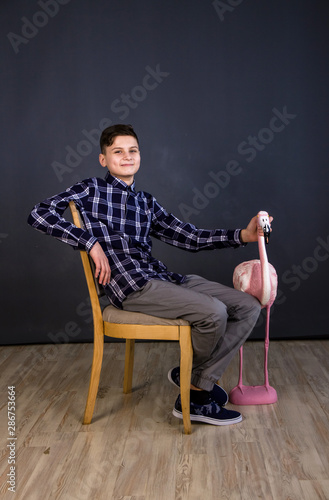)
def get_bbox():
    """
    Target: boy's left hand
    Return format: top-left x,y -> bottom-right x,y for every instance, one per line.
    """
89,241 -> 111,285
240,215 -> 273,243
